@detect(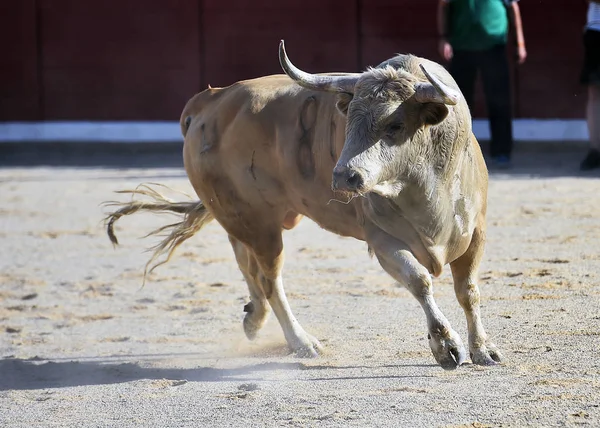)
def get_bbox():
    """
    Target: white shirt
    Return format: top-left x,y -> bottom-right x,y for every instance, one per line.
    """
587,2 -> 600,31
